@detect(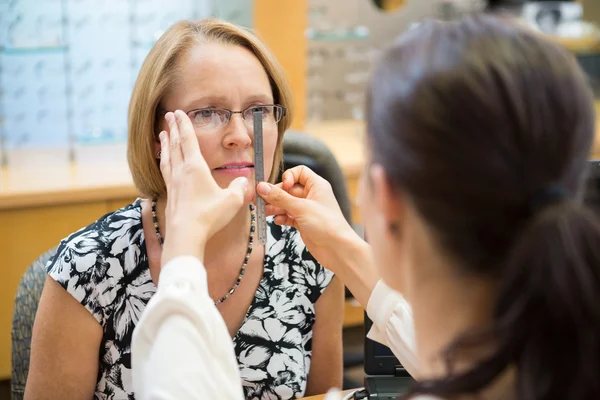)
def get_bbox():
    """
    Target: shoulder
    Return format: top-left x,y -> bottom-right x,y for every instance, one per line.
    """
48,200 -> 144,274
265,217 -> 335,302
48,200 -> 144,277
46,200 -> 146,322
